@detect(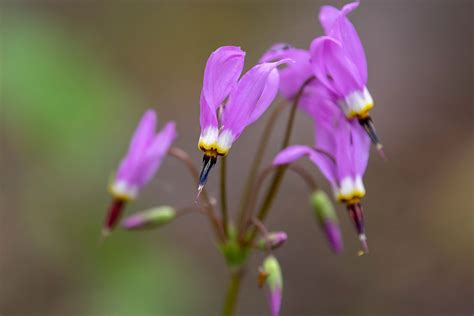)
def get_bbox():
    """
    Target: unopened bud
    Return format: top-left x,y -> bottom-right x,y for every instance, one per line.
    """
262,255 -> 283,316
257,232 -> 288,250
310,190 -> 343,253
122,206 -> 176,230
